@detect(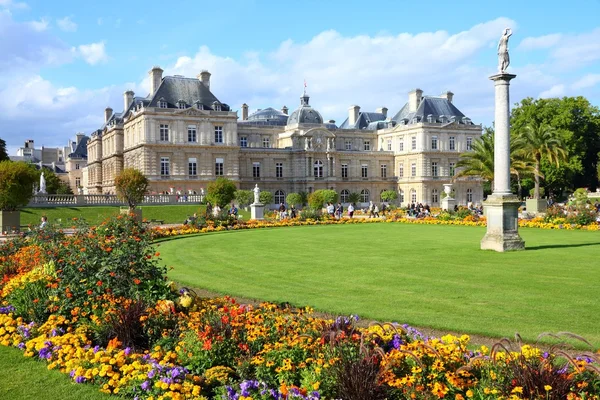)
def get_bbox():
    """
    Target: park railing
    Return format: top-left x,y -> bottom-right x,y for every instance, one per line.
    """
27,194 -> 204,208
